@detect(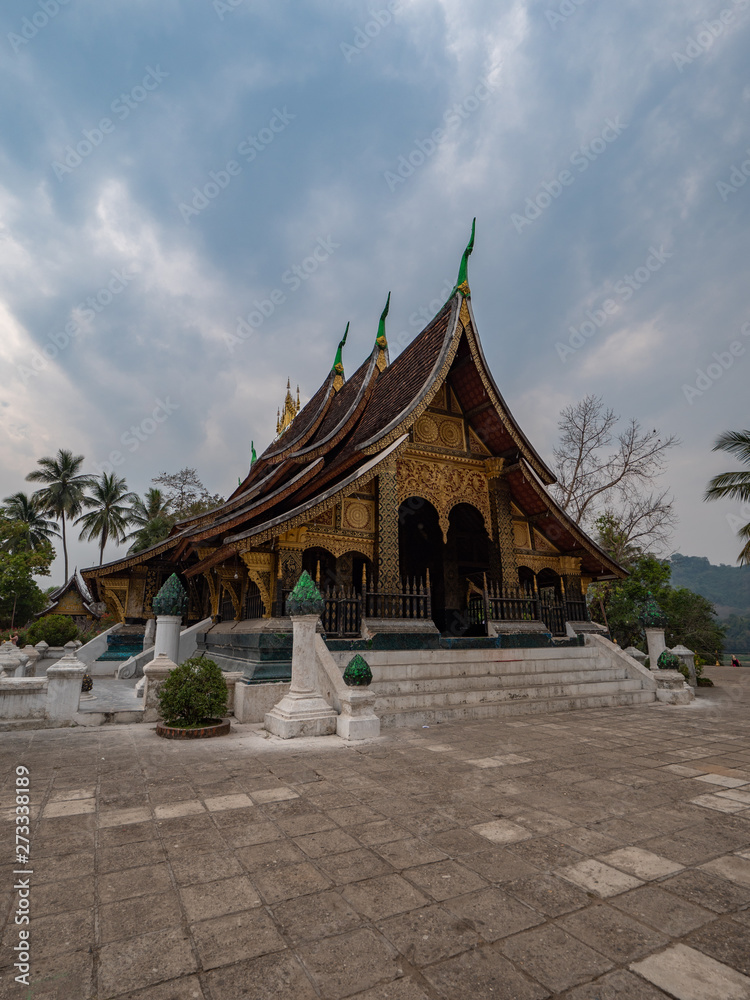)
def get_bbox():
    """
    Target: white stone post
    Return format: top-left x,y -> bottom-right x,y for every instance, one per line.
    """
0,641 -> 23,678
265,615 -> 337,738
671,644 -> 698,687
143,618 -> 156,651
143,652 -> 176,722
46,642 -> 86,721
645,628 -> 666,671
154,616 -> 181,665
